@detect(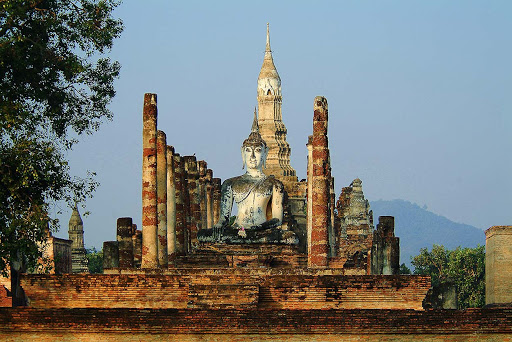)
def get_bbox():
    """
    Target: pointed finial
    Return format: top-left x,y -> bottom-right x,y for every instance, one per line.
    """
251,107 -> 259,133
266,23 -> 271,52
243,107 -> 266,148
